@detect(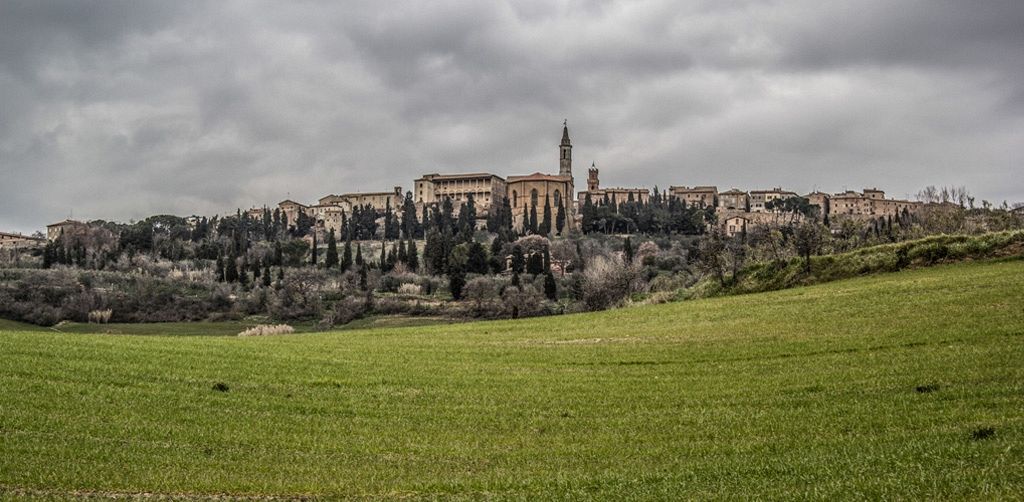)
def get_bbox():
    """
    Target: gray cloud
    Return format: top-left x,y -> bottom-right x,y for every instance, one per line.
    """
1,0 -> 1022,233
